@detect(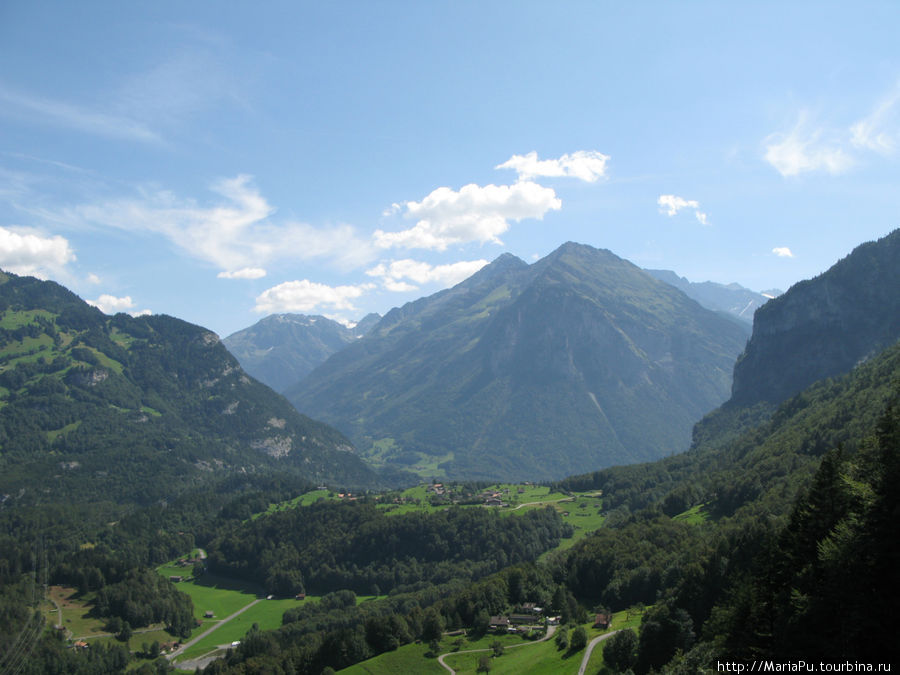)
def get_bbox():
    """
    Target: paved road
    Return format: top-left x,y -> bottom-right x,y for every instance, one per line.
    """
167,598 -> 262,663
437,624 -> 557,675
577,630 -> 620,675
